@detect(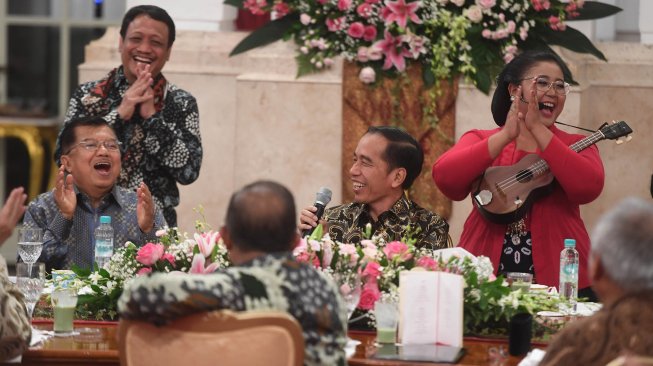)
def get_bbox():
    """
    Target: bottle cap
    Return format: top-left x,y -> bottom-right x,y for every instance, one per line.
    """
100,216 -> 111,224
564,238 -> 576,248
